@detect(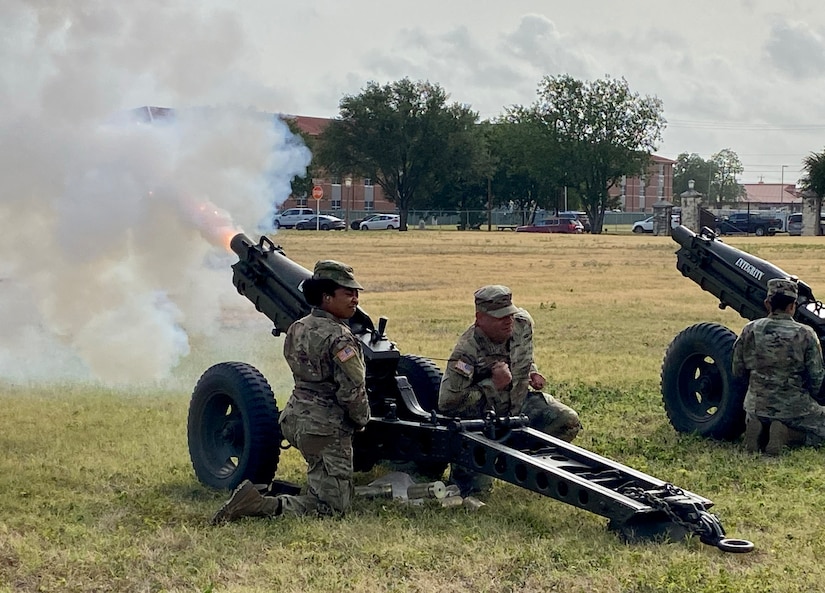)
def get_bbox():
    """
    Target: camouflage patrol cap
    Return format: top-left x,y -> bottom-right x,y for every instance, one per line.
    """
474,285 -> 519,318
312,260 -> 364,290
767,278 -> 798,299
